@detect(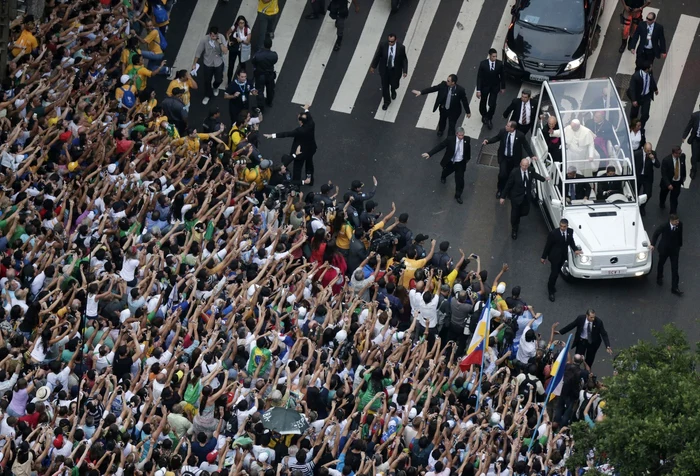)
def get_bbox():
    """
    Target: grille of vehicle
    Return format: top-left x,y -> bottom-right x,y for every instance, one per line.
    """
522,59 -> 561,73
591,254 -> 636,268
